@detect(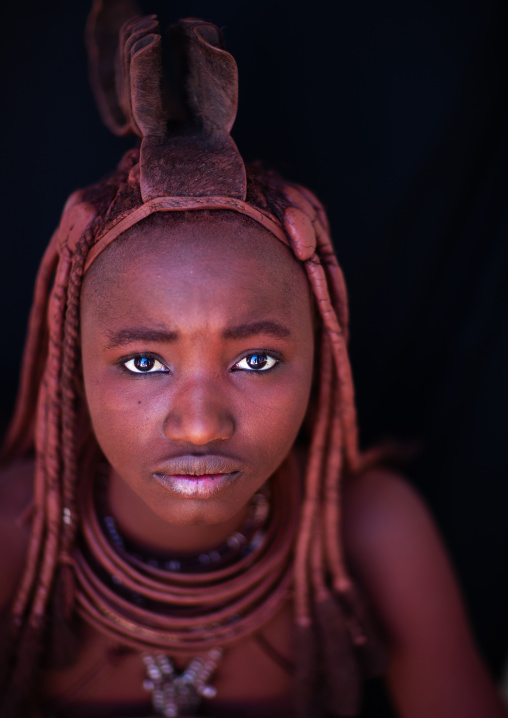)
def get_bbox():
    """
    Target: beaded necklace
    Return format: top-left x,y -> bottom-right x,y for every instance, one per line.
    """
100,478 -> 271,575
73,458 -> 300,716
